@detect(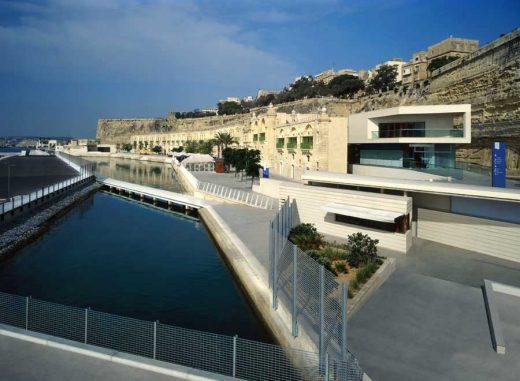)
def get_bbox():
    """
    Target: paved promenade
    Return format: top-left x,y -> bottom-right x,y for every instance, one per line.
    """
0,334 -> 186,381
0,156 -> 77,198
210,203 -> 278,278
348,270 -> 520,381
